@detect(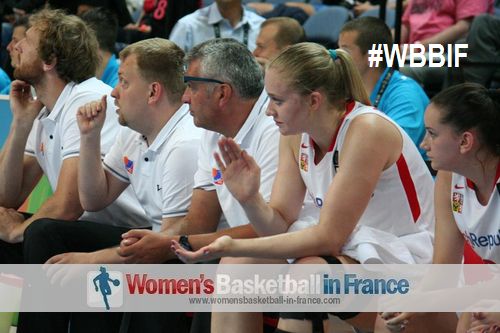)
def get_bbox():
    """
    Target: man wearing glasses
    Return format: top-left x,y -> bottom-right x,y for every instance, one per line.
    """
117,38 -> 280,332
118,38 -> 279,261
